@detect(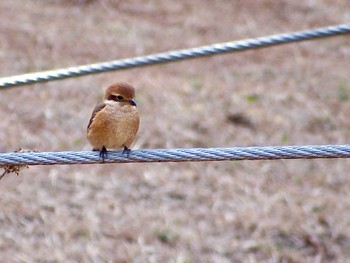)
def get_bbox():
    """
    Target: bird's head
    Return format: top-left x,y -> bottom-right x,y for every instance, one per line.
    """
104,82 -> 137,107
